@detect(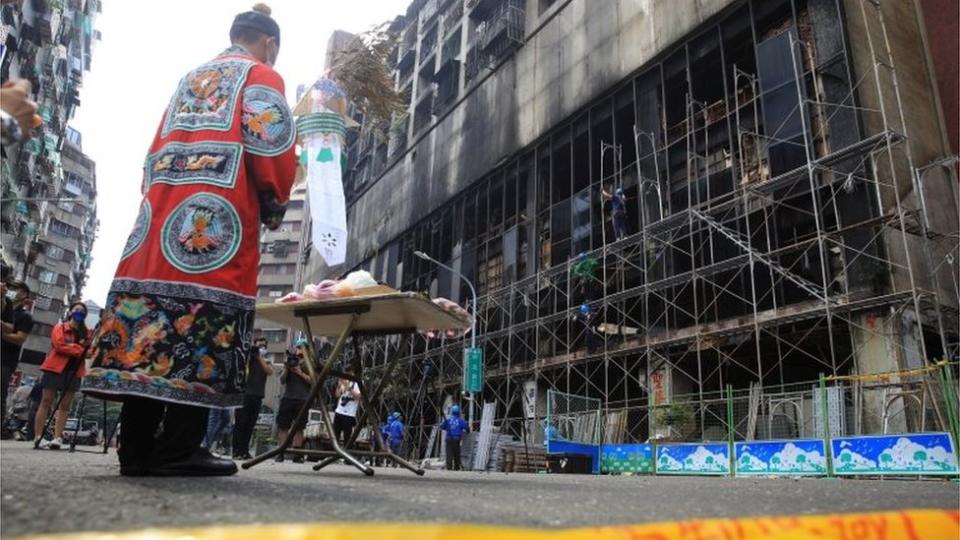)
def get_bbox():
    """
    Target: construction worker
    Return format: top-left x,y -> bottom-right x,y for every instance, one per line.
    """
440,404 -> 469,471
602,186 -> 628,241
386,412 -> 405,464
576,303 -> 599,354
